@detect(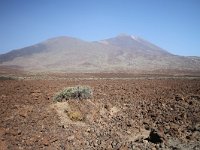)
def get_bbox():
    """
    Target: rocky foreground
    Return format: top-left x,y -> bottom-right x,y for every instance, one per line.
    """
0,76 -> 200,149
